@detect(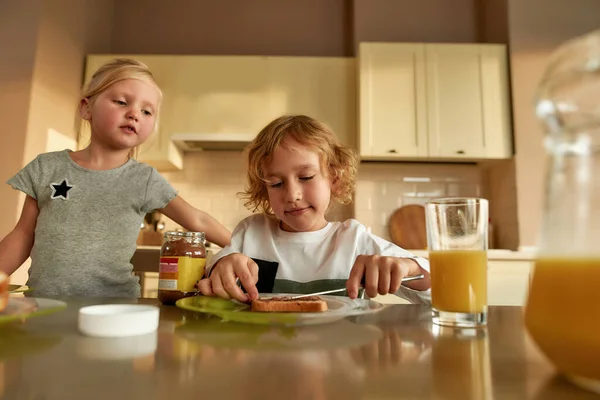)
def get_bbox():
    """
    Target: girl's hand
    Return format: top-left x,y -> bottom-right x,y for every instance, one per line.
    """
196,253 -> 259,302
346,255 -> 418,299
